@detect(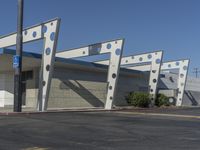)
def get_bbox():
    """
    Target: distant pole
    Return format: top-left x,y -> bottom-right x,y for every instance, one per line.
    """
193,68 -> 200,78
14,0 -> 24,112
